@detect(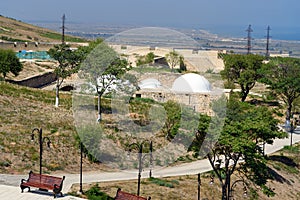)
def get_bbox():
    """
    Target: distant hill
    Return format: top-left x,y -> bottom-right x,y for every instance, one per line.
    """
0,15 -> 87,43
